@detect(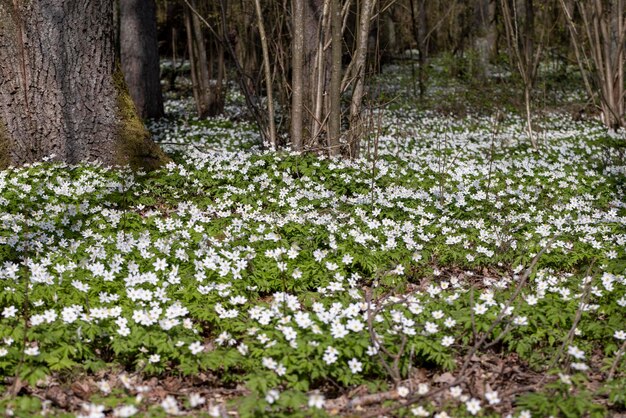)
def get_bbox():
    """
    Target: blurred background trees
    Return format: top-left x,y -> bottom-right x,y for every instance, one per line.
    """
152,0 -> 623,152
1,0 -> 624,167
